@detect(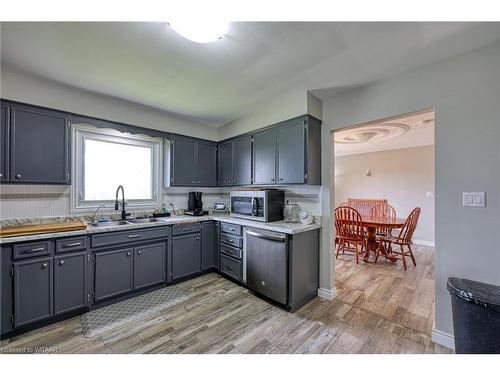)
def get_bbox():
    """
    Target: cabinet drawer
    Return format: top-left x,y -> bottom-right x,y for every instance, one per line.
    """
91,227 -> 168,248
172,223 -> 201,236
55,236 -> 87,253
221,223 -> 242,236
220,243 -> 242,260
13,241 -> 52,260
220,233 -> 243,249
220,254 -> 242,282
